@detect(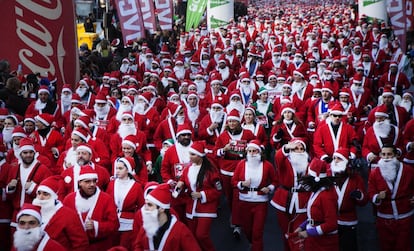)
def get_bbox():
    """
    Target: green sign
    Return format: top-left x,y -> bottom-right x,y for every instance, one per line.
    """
210,0 -> 230,8
363,0 -> 381,7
